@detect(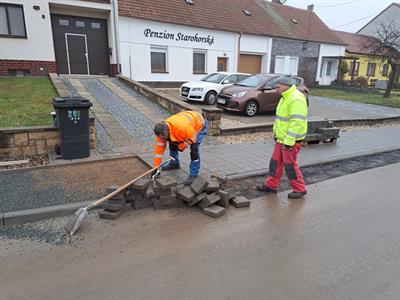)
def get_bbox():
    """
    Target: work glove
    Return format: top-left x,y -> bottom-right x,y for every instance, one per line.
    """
151,169 -> 159,178
178,143 -> 187,152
